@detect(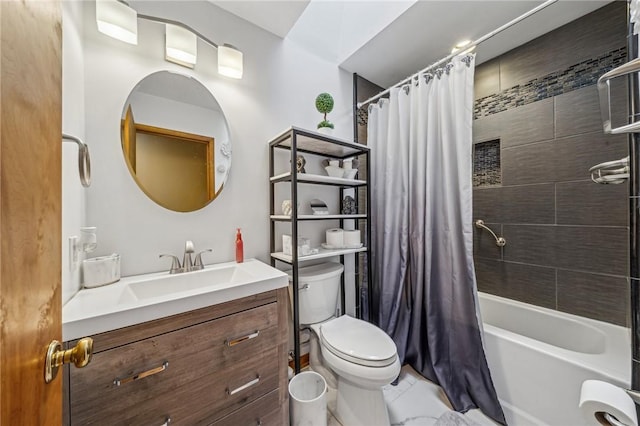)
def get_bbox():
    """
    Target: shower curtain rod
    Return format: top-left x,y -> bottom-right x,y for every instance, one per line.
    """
356,0 -> 558,109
